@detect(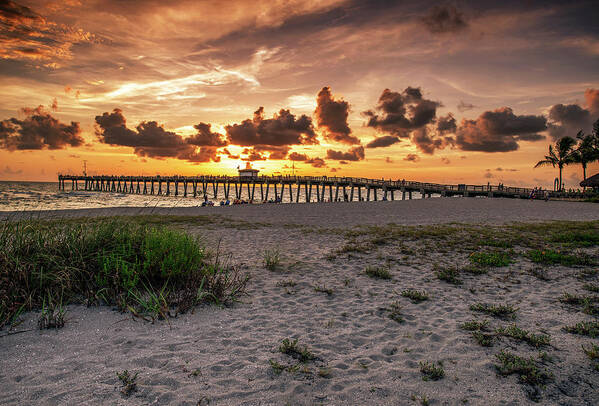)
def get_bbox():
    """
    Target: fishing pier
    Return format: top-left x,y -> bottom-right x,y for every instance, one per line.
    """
57,174 -> 537,202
